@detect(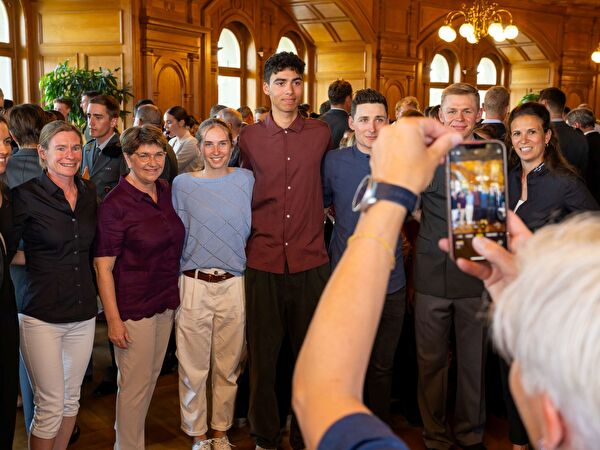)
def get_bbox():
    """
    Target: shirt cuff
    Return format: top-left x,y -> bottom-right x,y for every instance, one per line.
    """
317,413 -> 408,450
